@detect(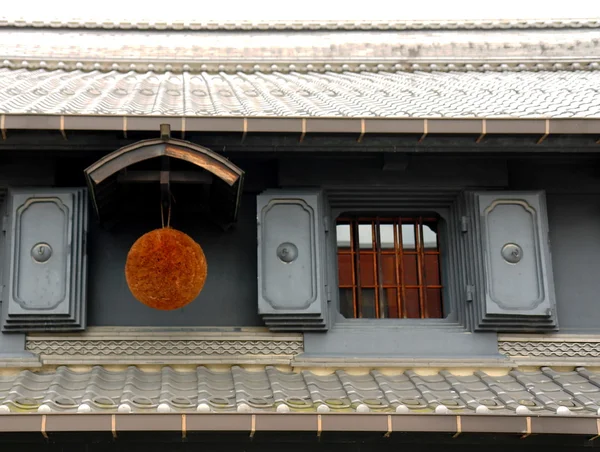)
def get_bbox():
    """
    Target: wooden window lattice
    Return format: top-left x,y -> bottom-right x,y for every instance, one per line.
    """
336,216 -> 443,319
